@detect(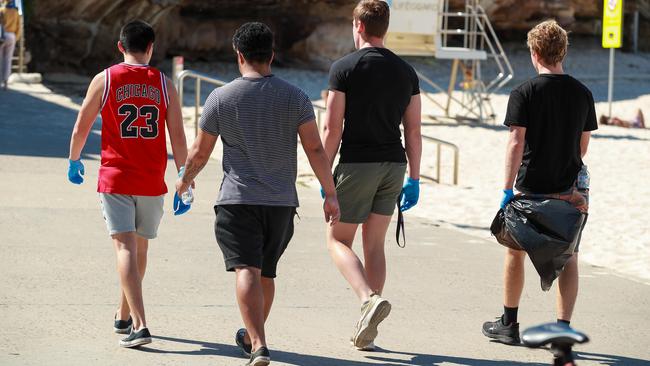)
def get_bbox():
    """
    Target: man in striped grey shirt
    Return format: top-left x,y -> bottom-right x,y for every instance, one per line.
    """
176,22 -> 339,366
